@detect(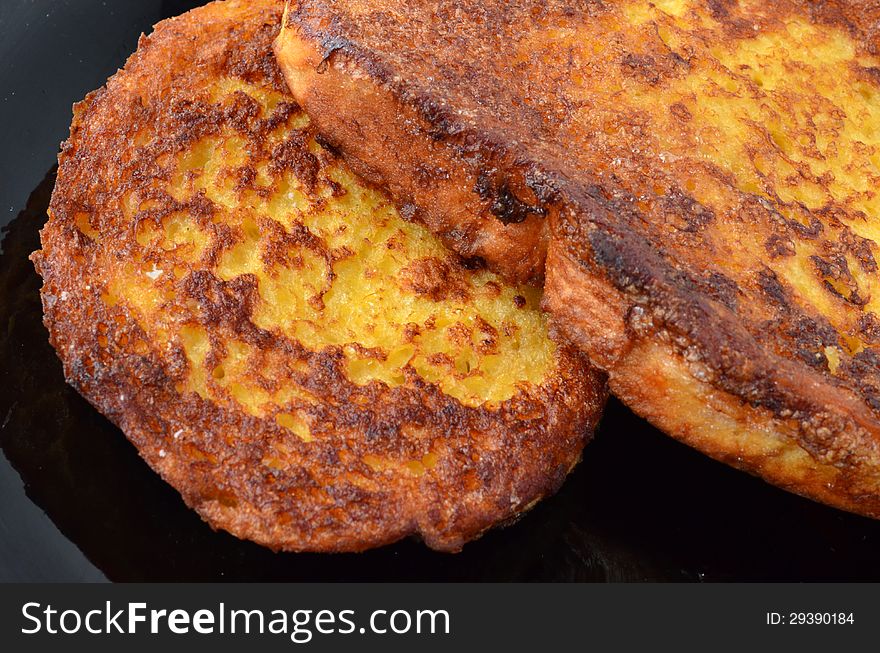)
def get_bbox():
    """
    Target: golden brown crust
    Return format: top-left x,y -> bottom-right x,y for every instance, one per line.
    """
32,0 -> 605,552
278,0 -> 880,516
